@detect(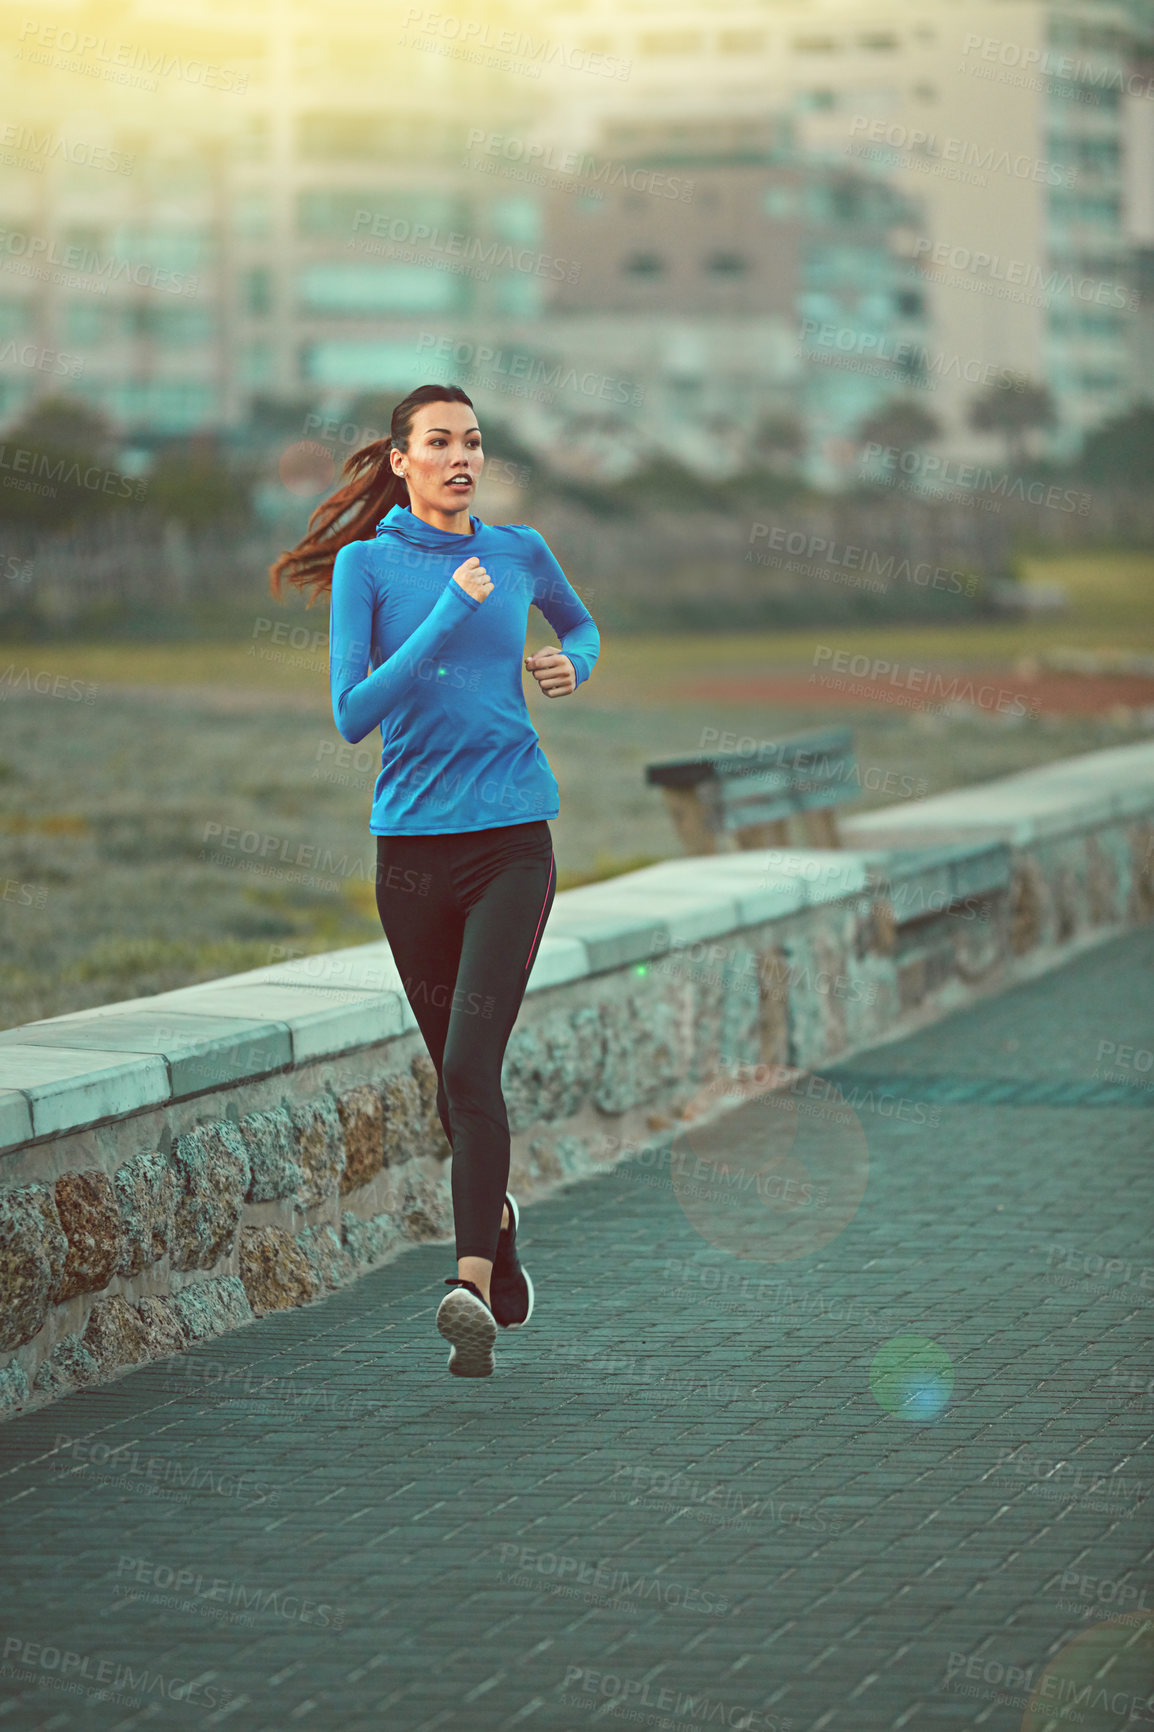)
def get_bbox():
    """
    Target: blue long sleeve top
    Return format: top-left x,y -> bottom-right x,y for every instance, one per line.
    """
328,504 -> 600,835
